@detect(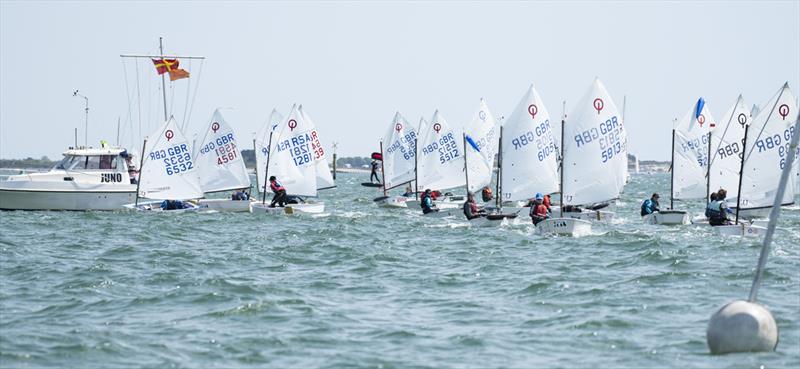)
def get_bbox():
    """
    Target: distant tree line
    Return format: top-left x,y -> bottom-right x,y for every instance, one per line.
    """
0,156 -> 56,169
